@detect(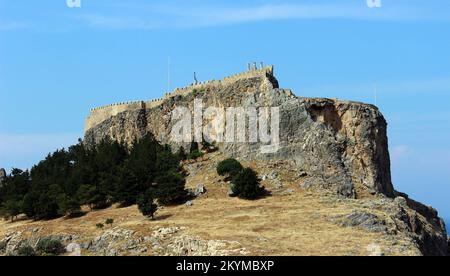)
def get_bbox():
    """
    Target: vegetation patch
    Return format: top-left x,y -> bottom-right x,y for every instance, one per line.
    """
36,238 -> 65,256
0,133 -> 188,221
217,158 -> 266,200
